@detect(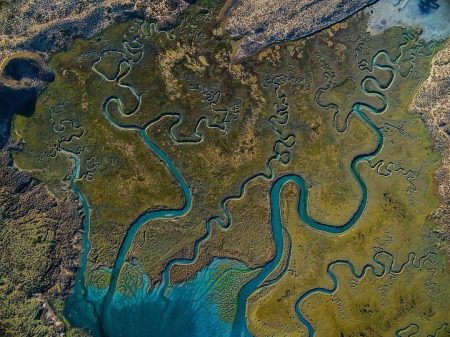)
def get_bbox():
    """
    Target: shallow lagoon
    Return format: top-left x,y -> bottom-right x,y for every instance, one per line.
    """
65,258 -> 252,337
